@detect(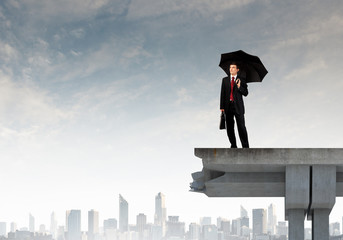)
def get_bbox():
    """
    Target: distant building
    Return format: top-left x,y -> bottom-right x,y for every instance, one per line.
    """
202,225 -> 217,240
66,210 -> 81,240
136,213 -> 147,240
7,230 -> 53,240
88,209 -> 99,240
331,222 -> 341,236
254,234 -> 269,240
10,223 -> 17,233
29,214 -> 35,233
267,204 -> 277,235
276,221 -> 288,237
0,222 -> 6,237
166,216 -> 185,239
252,209 -> 267,238
151,225 -> 163,240
200,217 -> 211,228
119,194 -> 129,232
231,219 -> 240,236
220,220 -> 230,240
104,219 -> 117,231
188,223 -> 200,240
9,230 -> 33,240
241,216 -> 249,229
241,225 -> 250,239
240,206 -> 248,218
39,225 -> 46,234
57,226 -> 65,240
155,192 -> 167,237
154,193 -> 167,225
50,212 -> 58,239
217,217 -> 229,231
